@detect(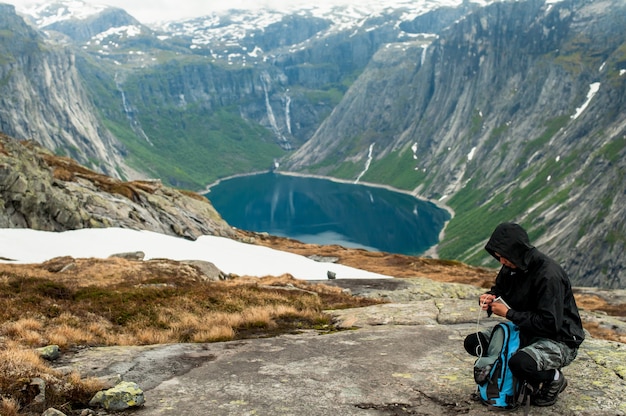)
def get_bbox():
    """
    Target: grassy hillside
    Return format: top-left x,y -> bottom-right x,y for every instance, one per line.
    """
76,55 -> 285,189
